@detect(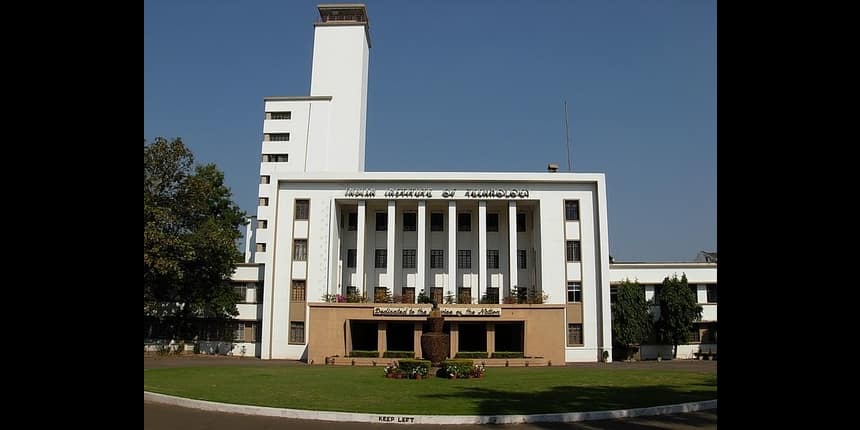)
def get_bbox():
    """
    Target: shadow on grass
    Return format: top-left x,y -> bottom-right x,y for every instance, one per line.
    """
420,384 -> 715,417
